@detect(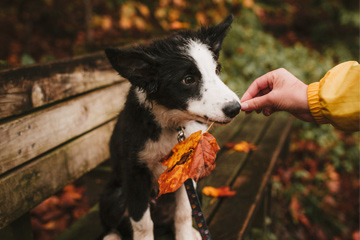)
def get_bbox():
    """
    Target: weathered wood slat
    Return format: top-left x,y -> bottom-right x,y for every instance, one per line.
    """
0,119 -> 117,230
199,114 -> 271,222
207,117 -> 293,240
0,81 -> 130,175
210,114 -> 246,148
0,52 -> 125,120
